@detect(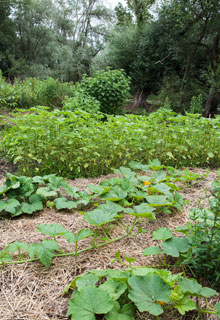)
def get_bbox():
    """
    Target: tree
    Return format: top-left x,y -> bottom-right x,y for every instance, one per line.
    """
0,0 -> 113,81
0,1 -> 16,78
96,0 -> 220,113
93,19 -> 173,110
